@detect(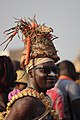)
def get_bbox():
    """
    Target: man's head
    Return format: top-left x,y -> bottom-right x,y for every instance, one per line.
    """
17,17 -> 60,92
3,16 -> 60,92
56,60 -> 76,80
